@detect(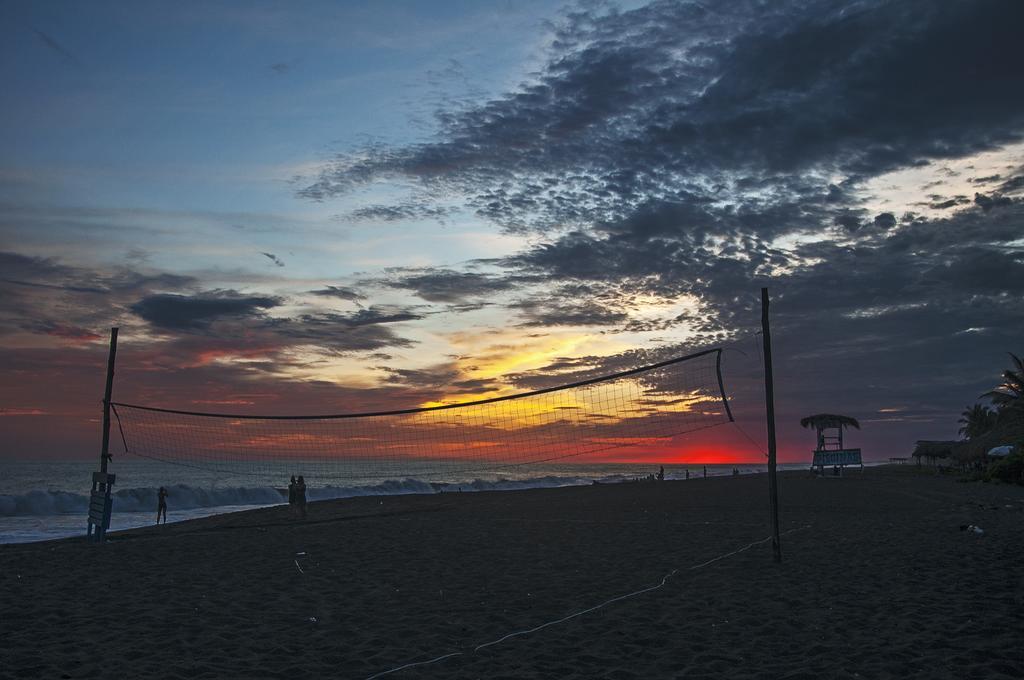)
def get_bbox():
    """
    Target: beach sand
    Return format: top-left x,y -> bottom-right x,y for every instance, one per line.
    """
1,466 -> 1022,679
